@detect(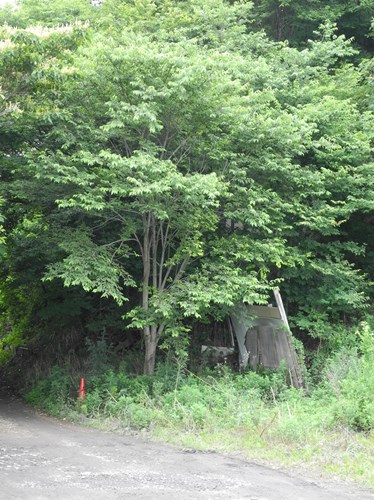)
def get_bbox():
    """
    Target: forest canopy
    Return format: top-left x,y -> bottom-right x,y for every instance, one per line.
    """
0,0 -> 373,375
